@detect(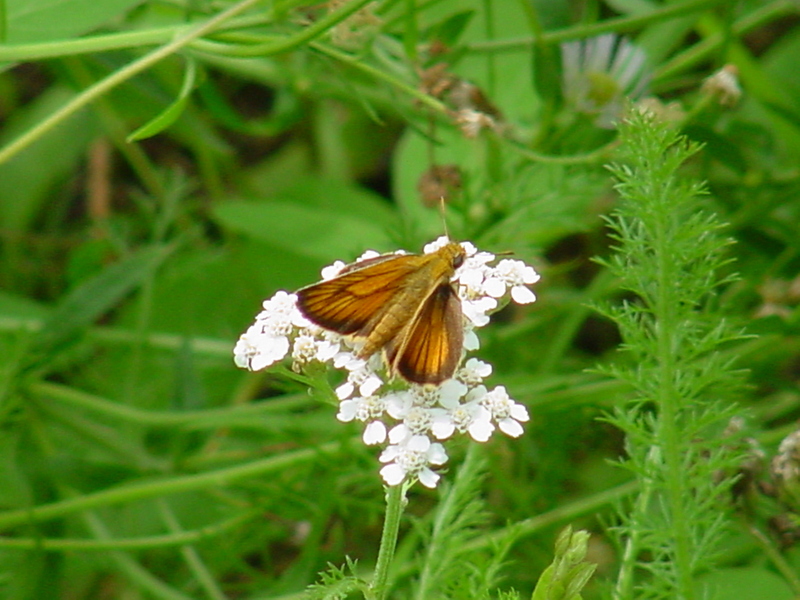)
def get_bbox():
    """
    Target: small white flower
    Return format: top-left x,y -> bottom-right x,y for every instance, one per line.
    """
233,323 -> 290,370
492,259 -> 540,304
337,395 -> 388,445
461,295 -> 497,327
291,333 -> 340,366
386,381 -> 468,441
379,435 -> 448,488
335,358 -> 384,400
433,384 -> 495,441
479,385 -> 530,438
337,394 -> 387,423
321,260 -> 347,280
457,358 -> 492,386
